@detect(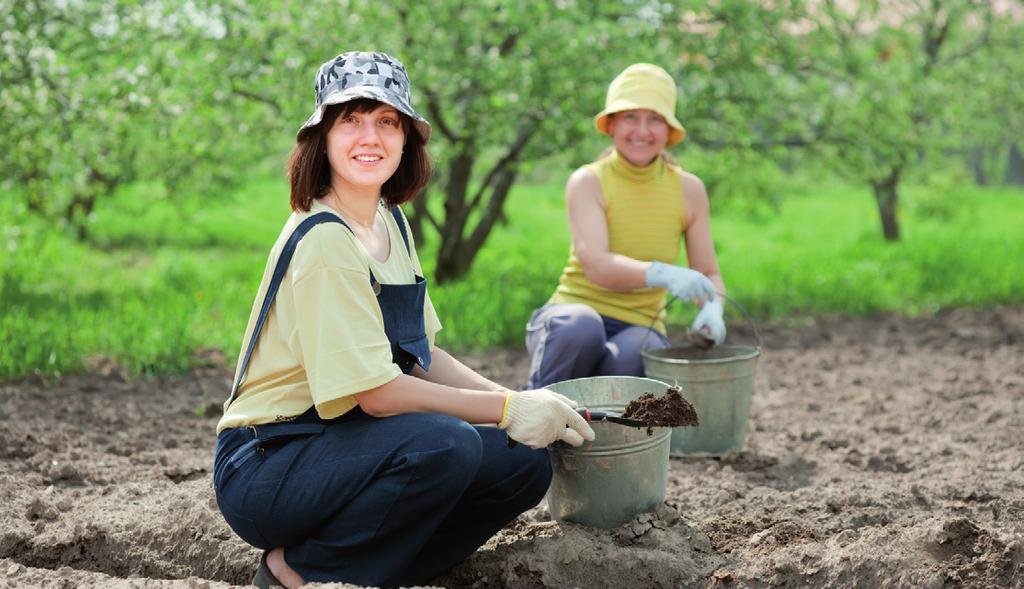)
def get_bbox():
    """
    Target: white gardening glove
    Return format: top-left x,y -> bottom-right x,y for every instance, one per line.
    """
498,390 -> 596,449
645,261 -> 717,303
690,297 -> 726,346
